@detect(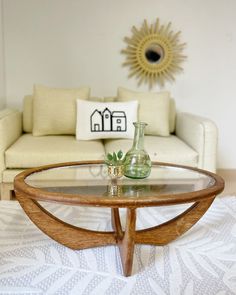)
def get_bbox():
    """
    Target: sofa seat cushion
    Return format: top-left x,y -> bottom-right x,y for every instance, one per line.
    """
2,169 -> 25,182
5,134 -> 105,168
104,135 -> 199,167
